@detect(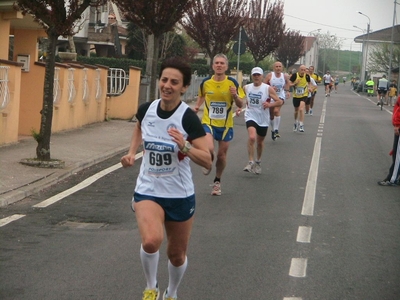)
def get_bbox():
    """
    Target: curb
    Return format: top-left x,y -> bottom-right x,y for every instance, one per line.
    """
0,146 -> 129,207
